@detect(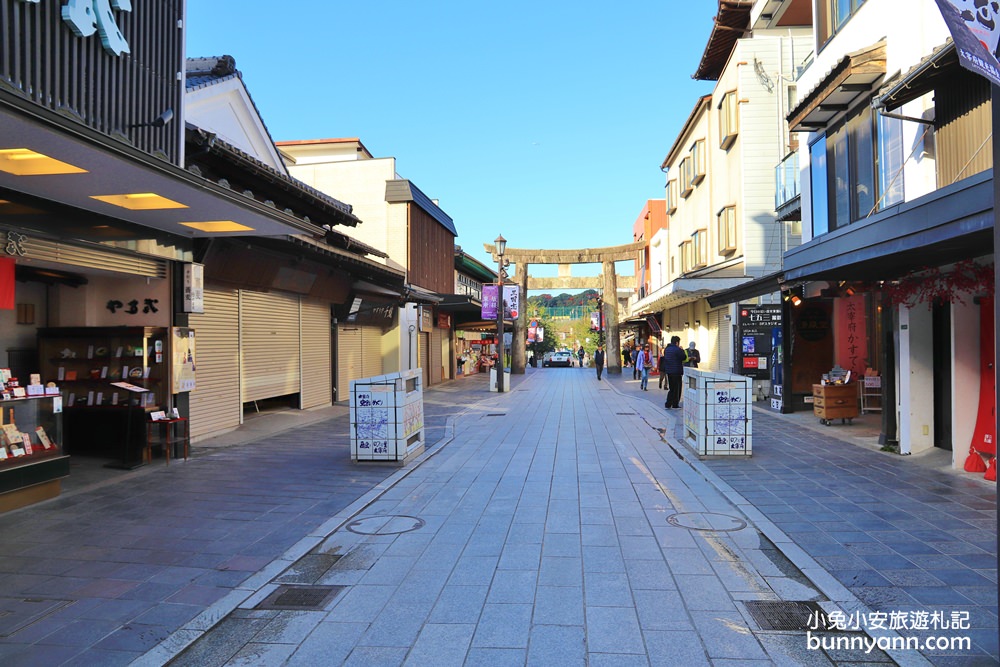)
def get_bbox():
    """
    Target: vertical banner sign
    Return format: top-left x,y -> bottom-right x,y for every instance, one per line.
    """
502,285 -> 519,319
737,304 -> 782,379
590,312 -> 600,331
834,295 -> 868,376
481,284 -> 499,320
182,263 -> 204,314
528,319 -> 538,343
934,0 -> 1000,87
